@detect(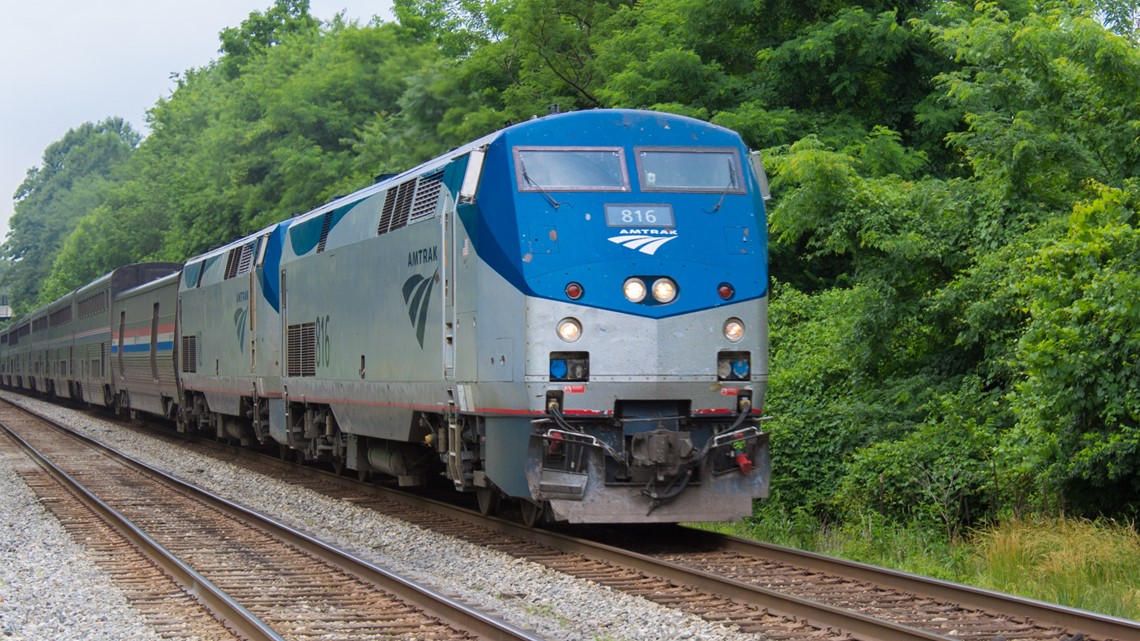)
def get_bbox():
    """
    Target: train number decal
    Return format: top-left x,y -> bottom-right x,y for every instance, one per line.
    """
314,314 -> 331,368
